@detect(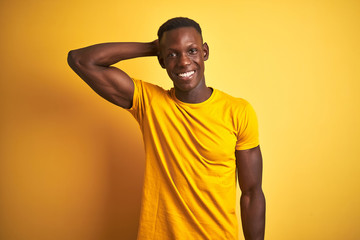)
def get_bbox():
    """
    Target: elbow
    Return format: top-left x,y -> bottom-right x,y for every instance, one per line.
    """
241,186 -> 264,198
67,50 -> 77,68
67,50 -> 79,69
67,49 -> 89,69
67,49 -> 95,70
